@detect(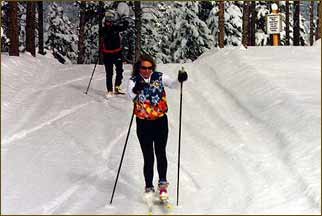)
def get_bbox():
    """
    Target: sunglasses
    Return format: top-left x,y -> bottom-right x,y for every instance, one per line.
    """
140,66 -> 153,70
